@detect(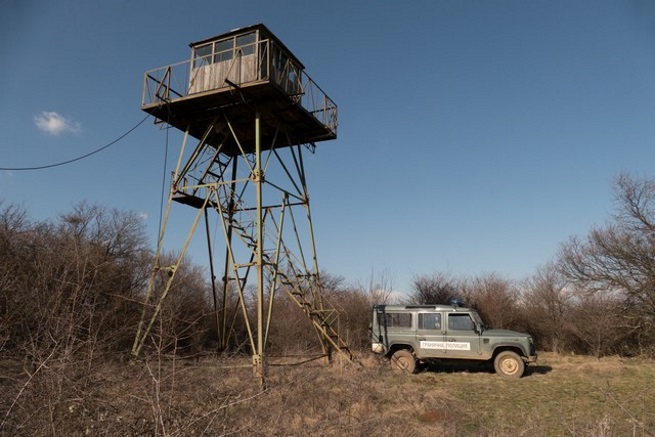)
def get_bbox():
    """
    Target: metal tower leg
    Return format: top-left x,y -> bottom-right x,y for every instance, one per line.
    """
131,112 -> 356,379
253,111 -> 265,382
